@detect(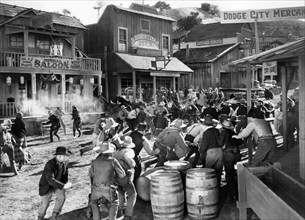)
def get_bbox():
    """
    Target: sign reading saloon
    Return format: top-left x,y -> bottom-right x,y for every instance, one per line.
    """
220,6 -> 305,23
20,57 -> 81,70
